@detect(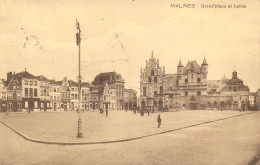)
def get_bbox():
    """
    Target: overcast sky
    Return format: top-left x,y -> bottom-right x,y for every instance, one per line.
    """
0,0 -> 259,94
